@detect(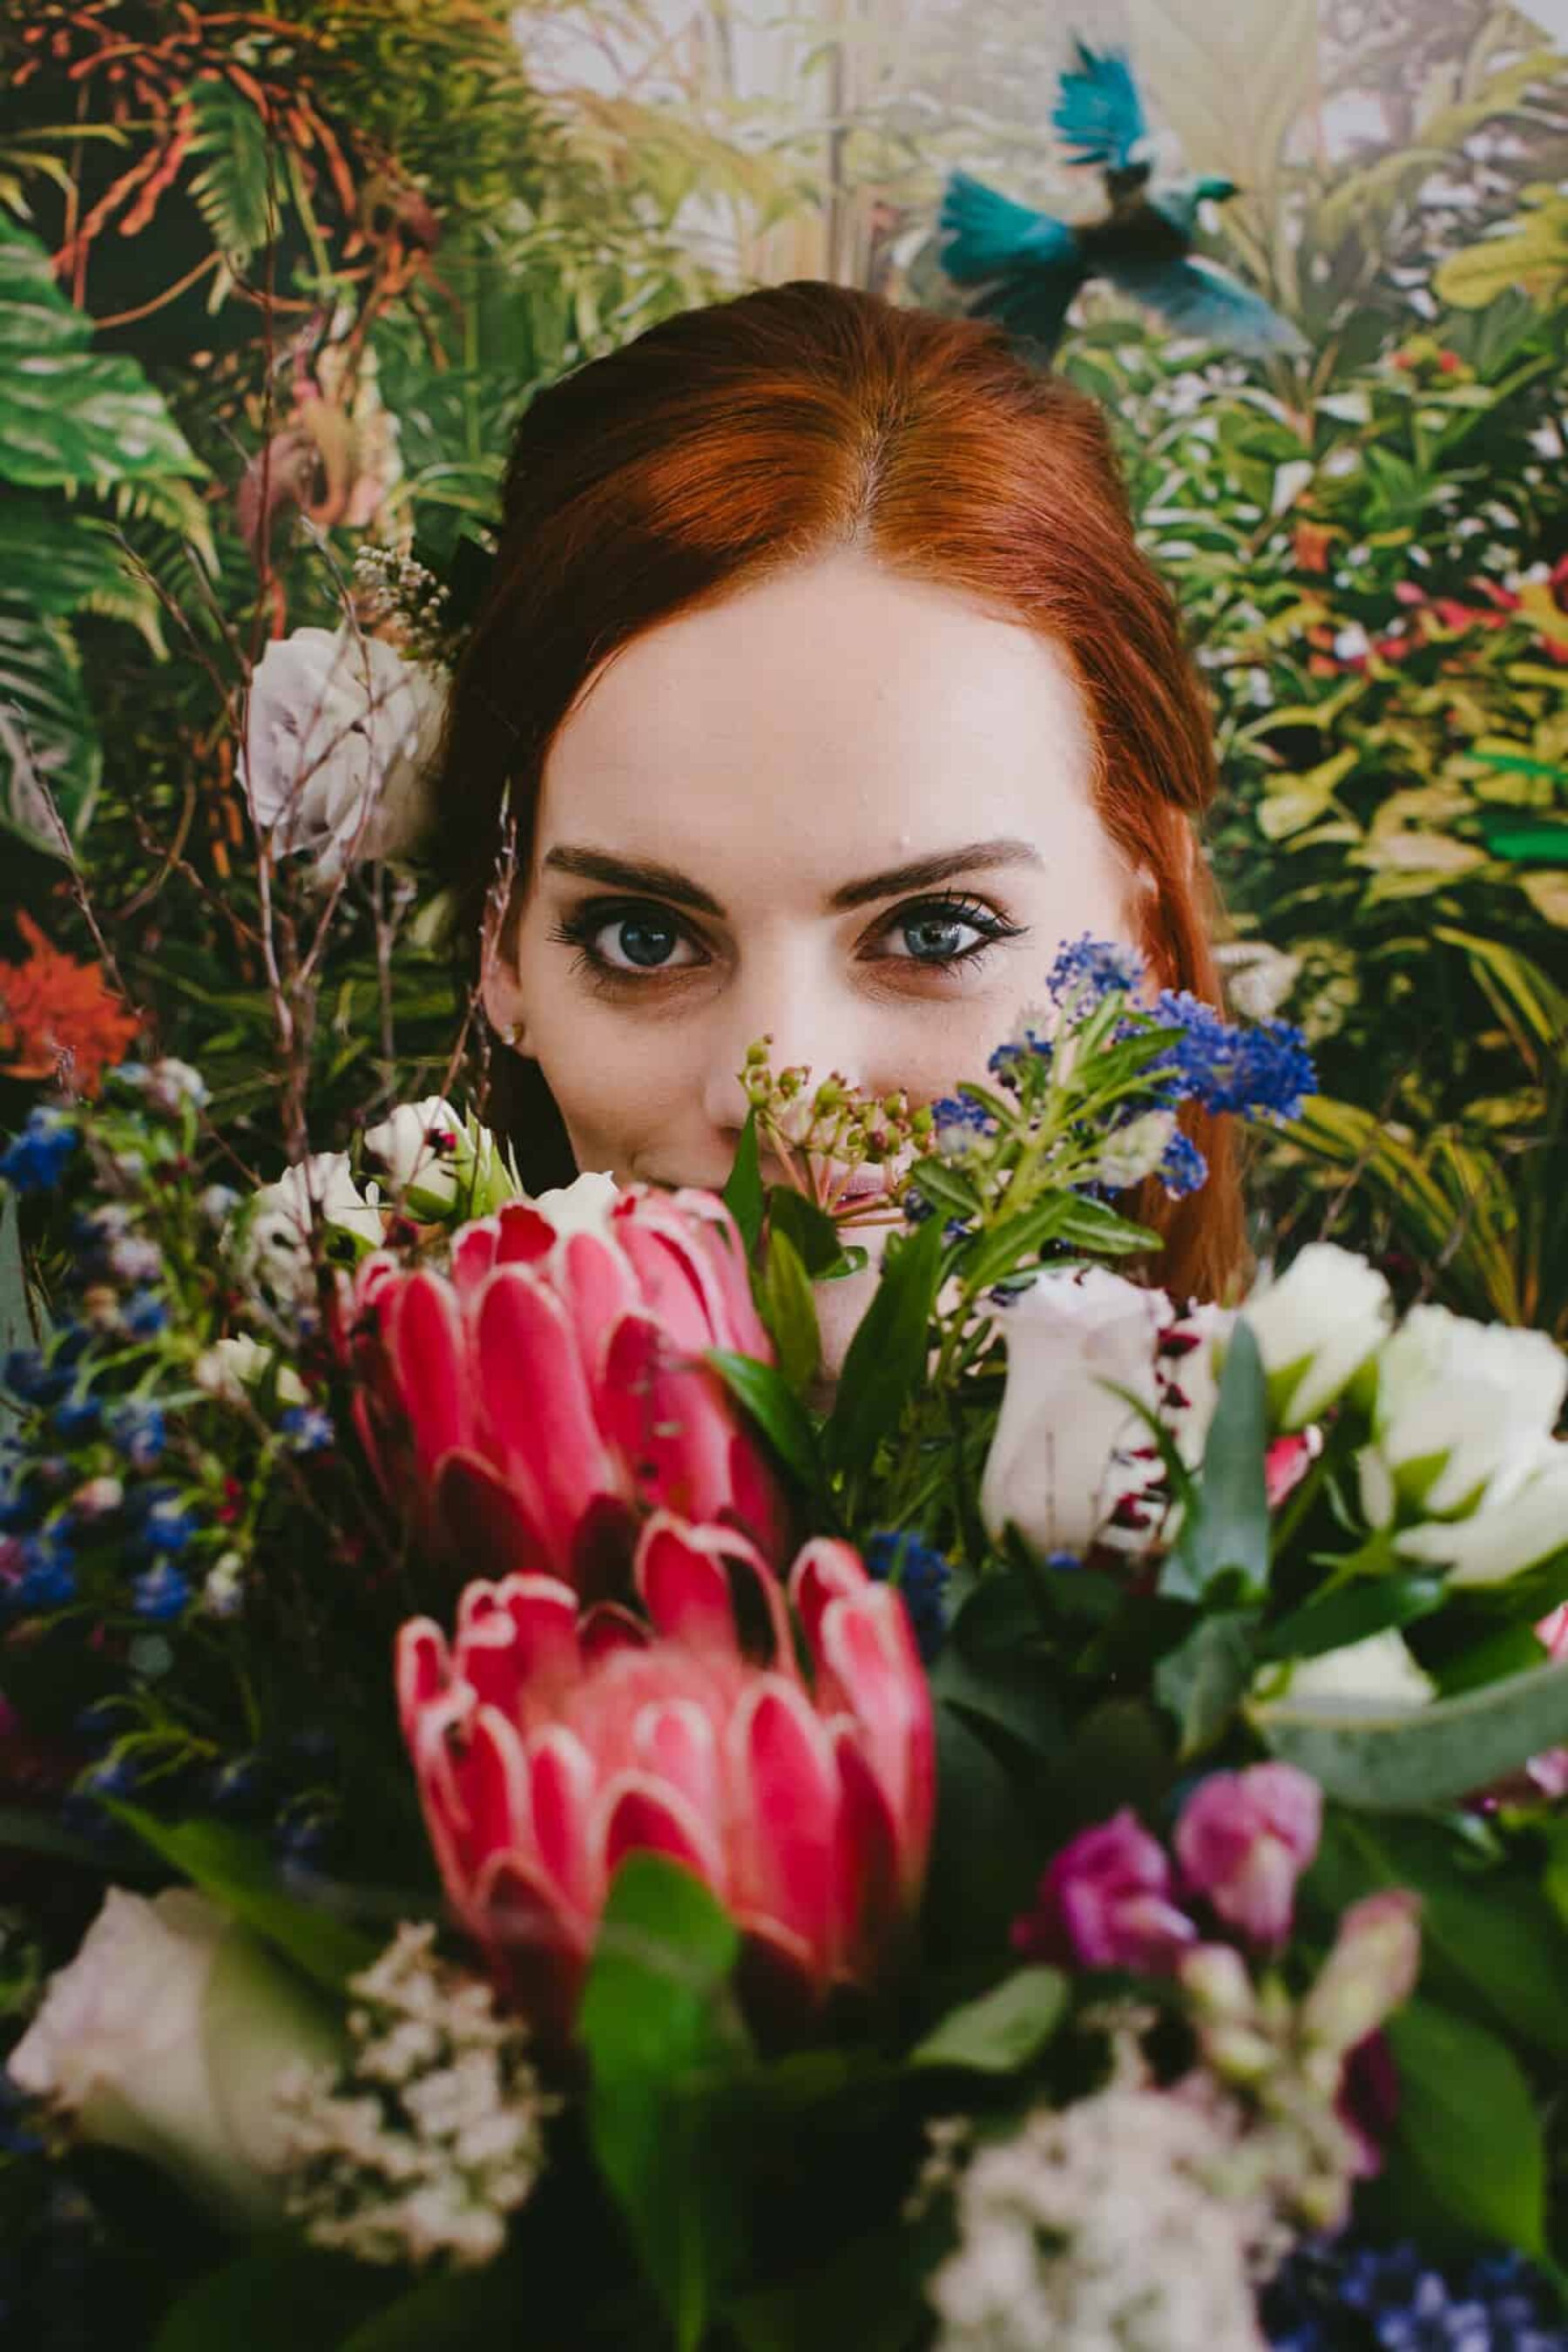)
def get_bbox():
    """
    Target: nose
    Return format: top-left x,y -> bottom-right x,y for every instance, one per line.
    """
698,951 -> 873,1141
